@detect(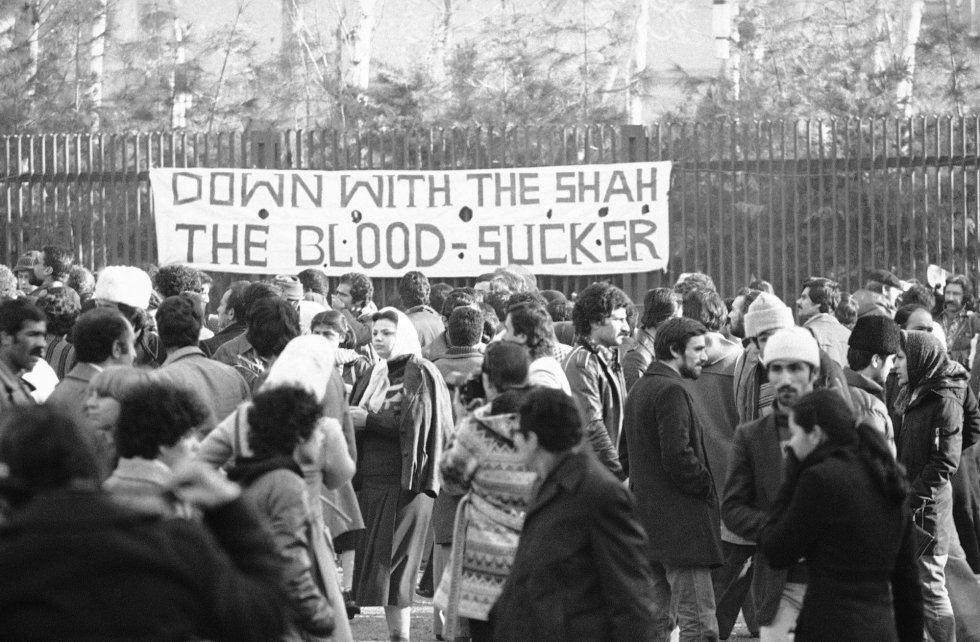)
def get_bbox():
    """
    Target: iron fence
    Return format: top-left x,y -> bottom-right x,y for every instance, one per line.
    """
2,119 -> 979,305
